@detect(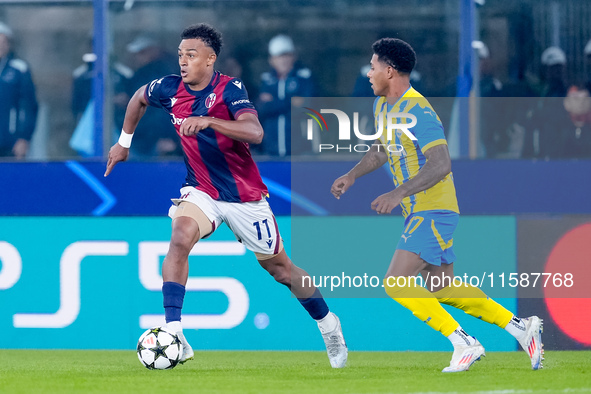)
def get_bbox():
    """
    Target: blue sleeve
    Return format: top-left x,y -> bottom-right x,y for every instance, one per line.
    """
223,78 -> 257,119
144,75 -> 179,110
409,104 -> 446,151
